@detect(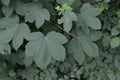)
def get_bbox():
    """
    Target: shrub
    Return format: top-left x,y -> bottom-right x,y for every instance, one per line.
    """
0,0 -> 120,80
